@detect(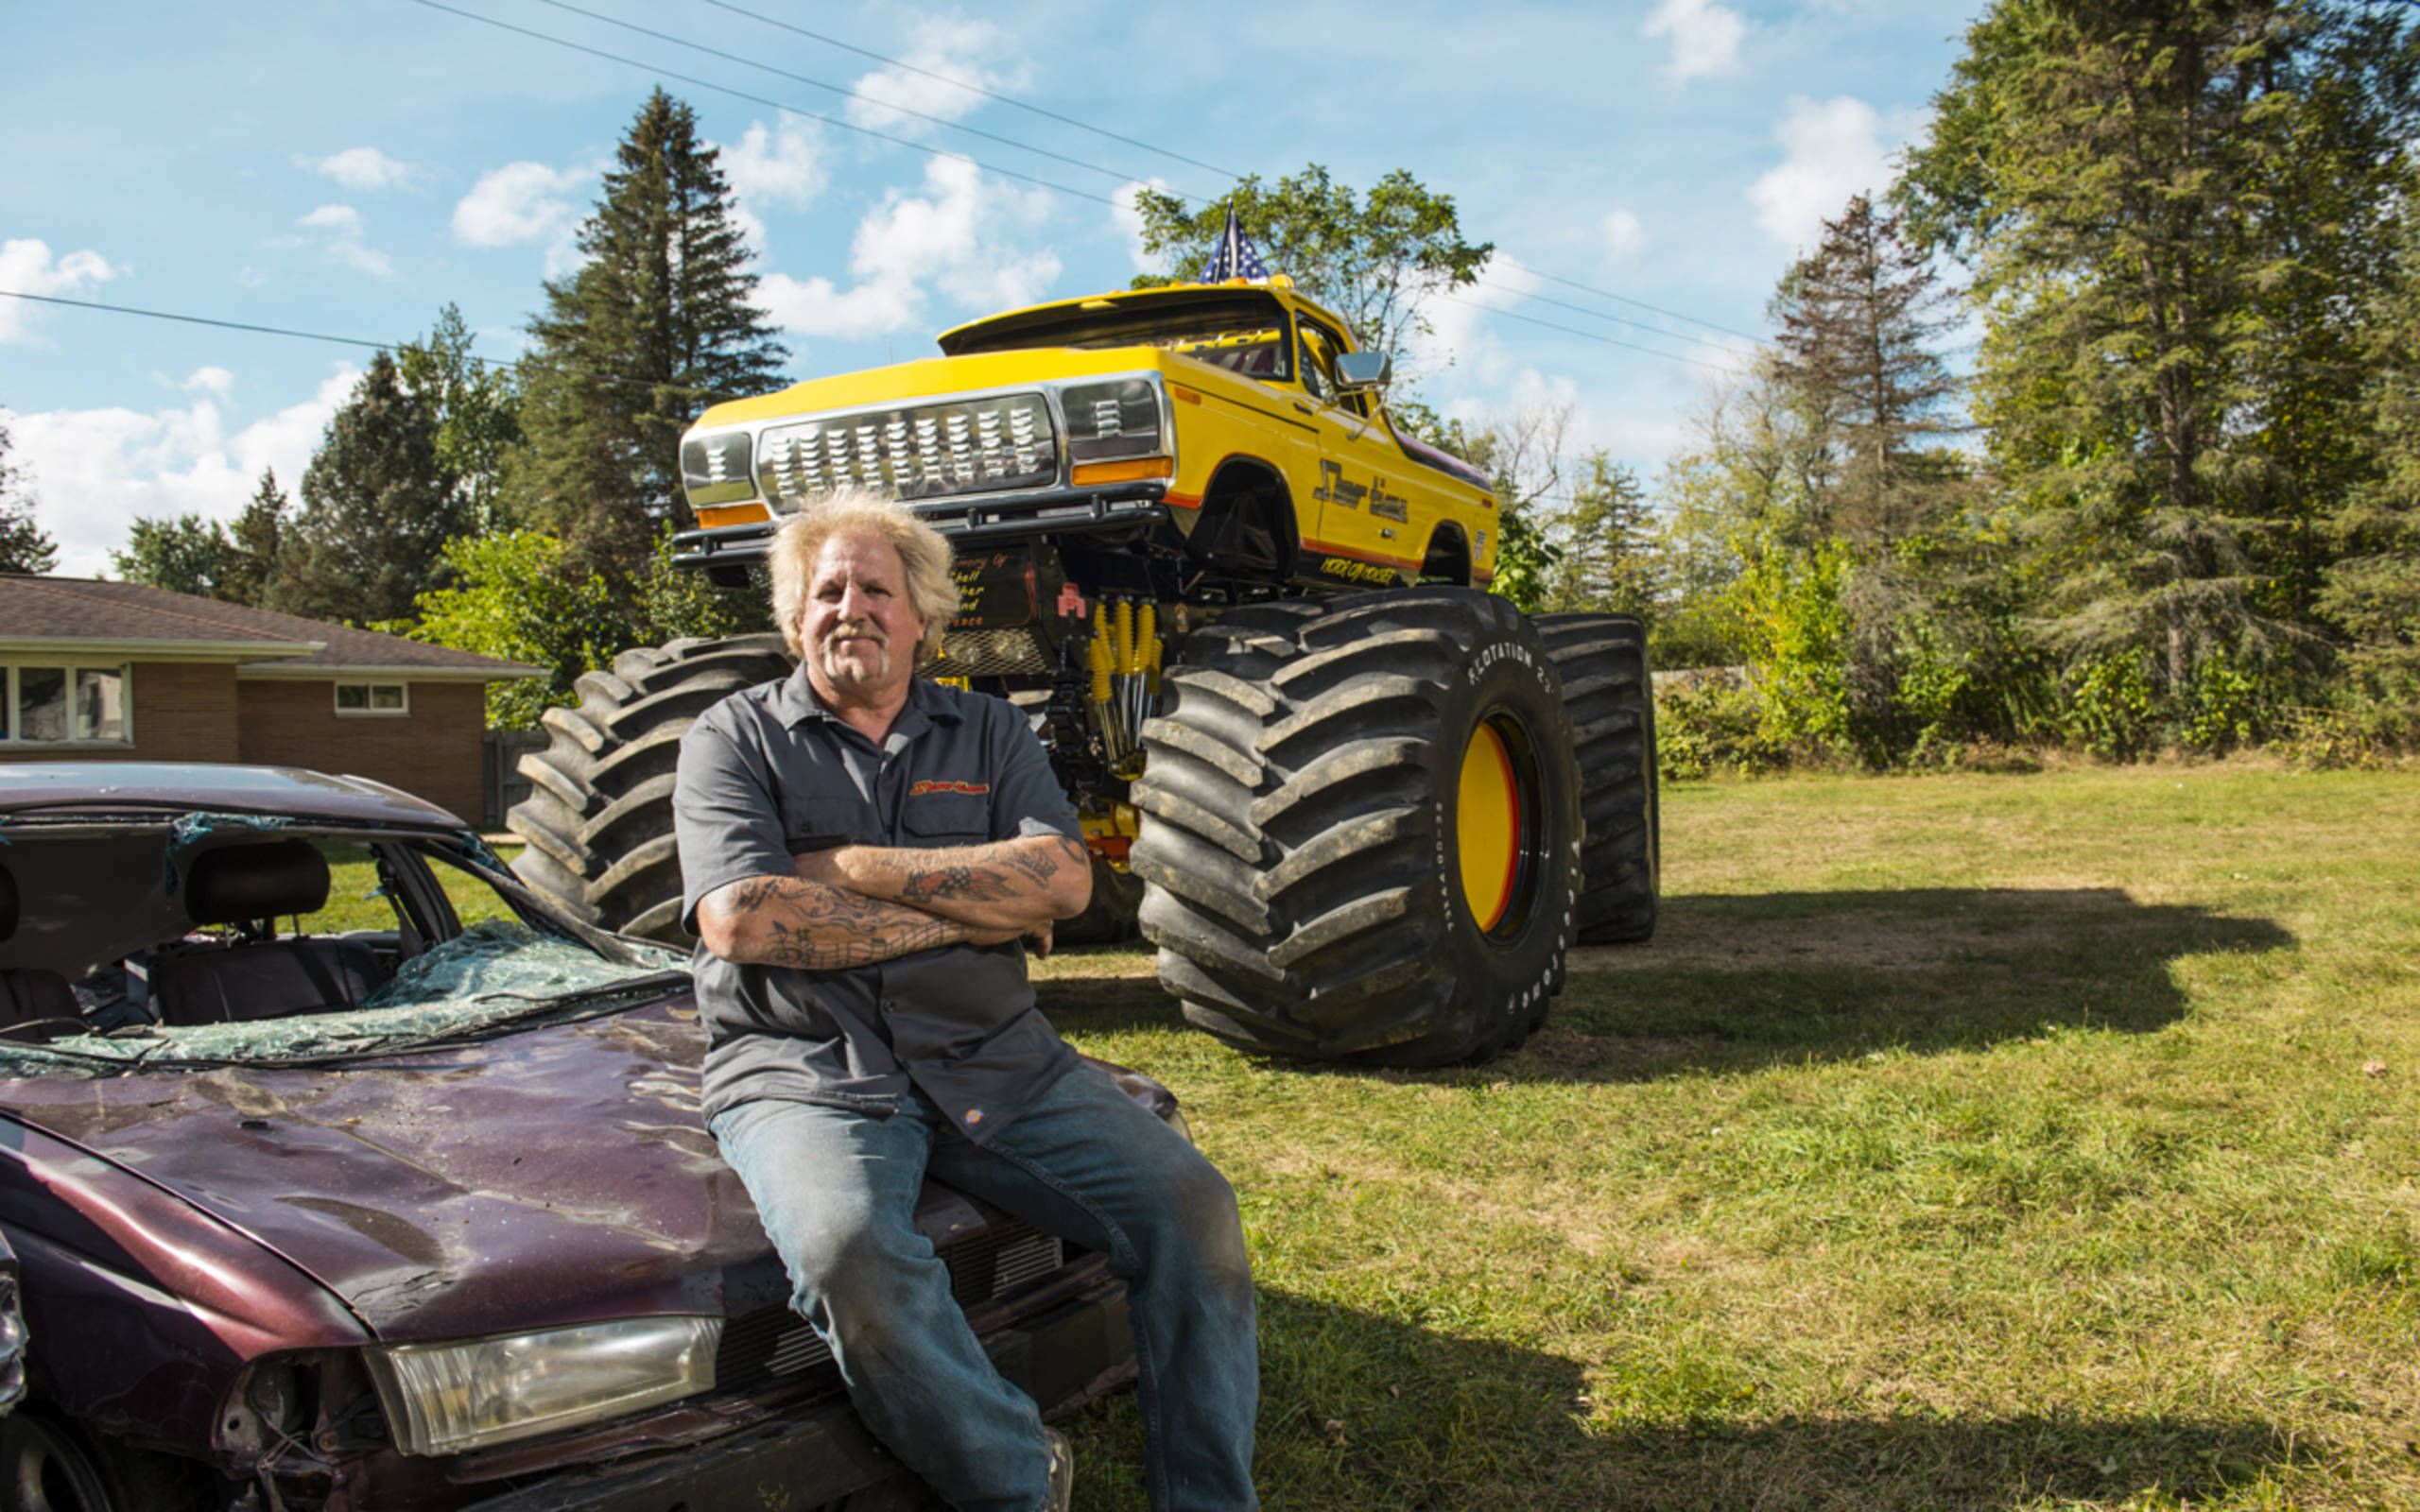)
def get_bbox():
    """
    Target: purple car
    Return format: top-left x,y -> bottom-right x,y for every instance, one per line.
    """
0,764 -> 1160,1512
